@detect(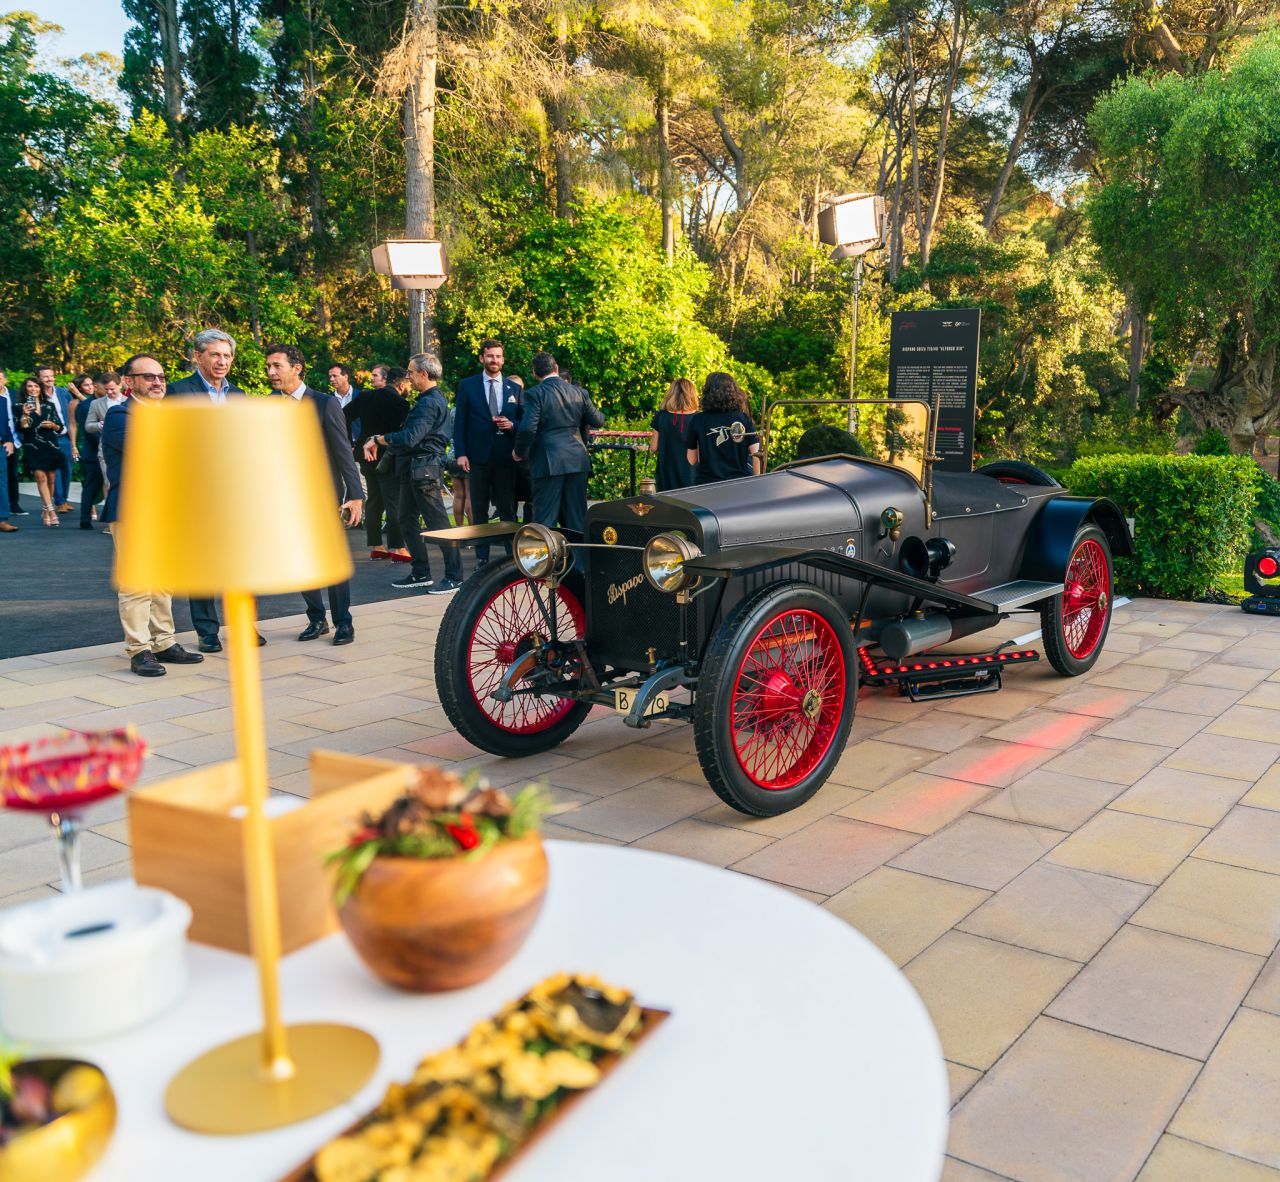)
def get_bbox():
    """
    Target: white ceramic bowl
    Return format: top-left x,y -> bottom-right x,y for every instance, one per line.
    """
0,880 -> 192,1043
